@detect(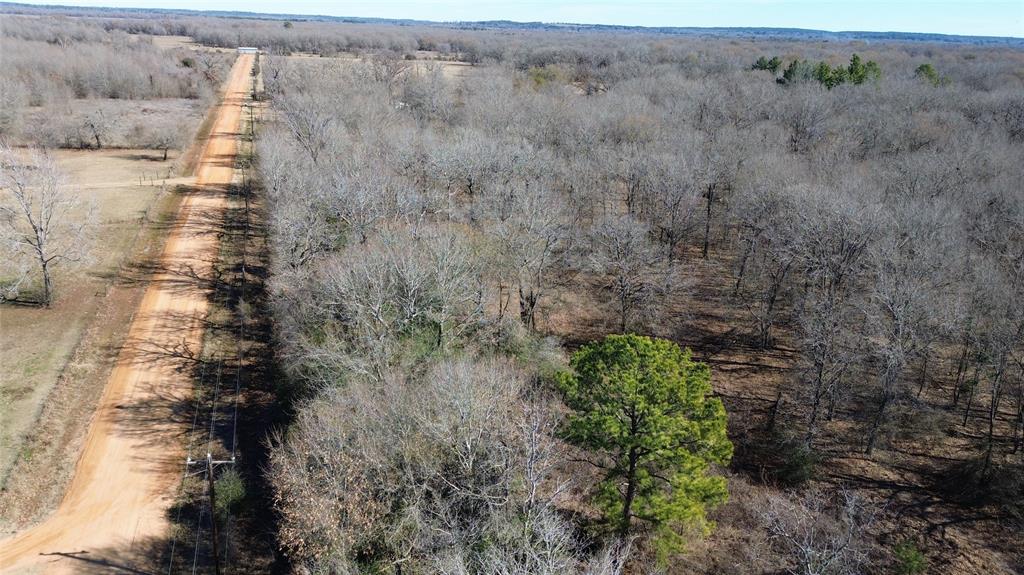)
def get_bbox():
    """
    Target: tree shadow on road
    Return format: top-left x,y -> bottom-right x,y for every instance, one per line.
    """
96,177 -> 291,573
41,536 -> 168,574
